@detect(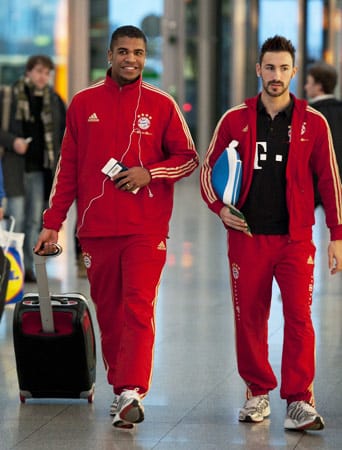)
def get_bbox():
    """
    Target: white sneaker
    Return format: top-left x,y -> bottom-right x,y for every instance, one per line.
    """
109,395 -> 119,416
111,395 -> 135,430
112,389 -> 144,429
284,401 -> 324,431
239,394 -> 270,423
